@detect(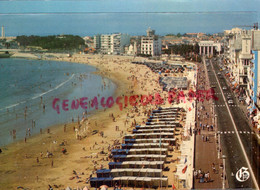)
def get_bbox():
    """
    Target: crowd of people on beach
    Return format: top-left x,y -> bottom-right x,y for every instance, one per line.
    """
2,55 -> 196,190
